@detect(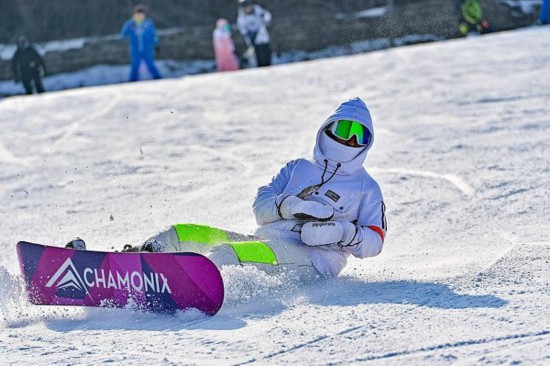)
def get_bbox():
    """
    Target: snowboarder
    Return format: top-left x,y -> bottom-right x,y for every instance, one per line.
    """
120,4 -> 162,81
11,35 -> 46,95
458,0 -> 489,36
237,0 -> 272,67
540,0 -> 550,25
67,97 -> 387,280
213,19 -> 240,72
